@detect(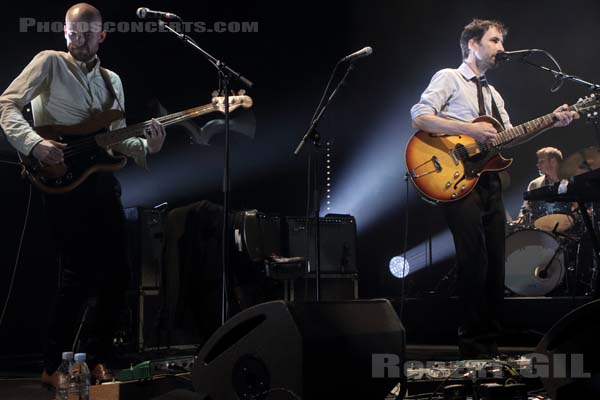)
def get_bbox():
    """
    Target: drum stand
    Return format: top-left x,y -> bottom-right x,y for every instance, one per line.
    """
552,229 -> 581,296
576,201 -> 600,298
